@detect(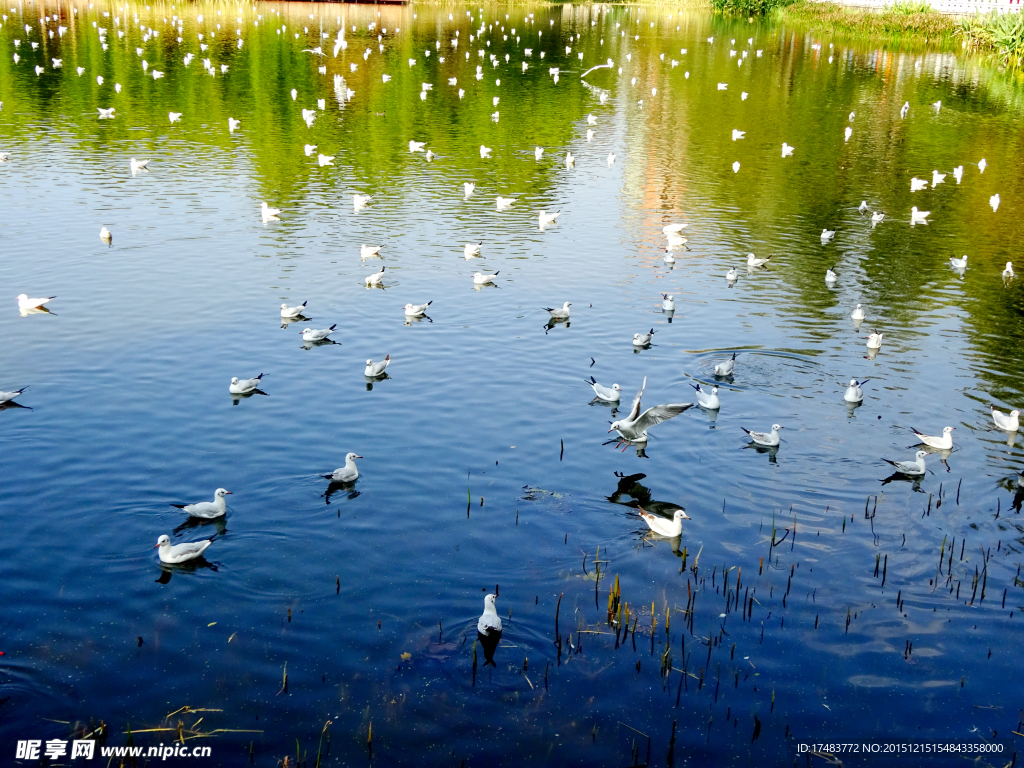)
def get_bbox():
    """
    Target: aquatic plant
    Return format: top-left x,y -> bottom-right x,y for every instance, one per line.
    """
710,0 -> 797,15
957,10 -> 1024,66
772,1 -> 959,47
